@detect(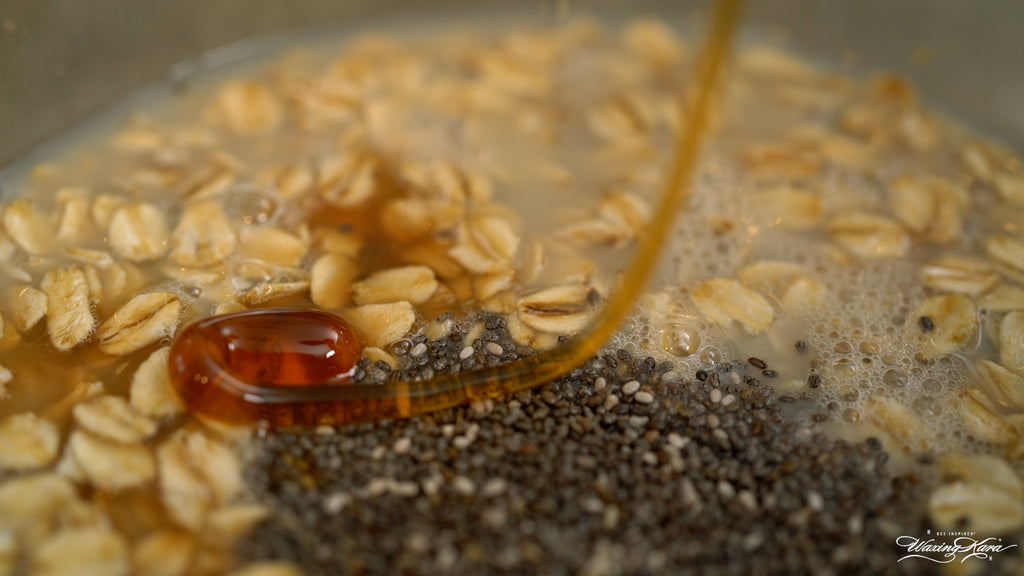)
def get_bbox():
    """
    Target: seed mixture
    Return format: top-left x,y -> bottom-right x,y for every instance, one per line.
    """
240,316 -> 945,576
0,13 -> 1022,576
